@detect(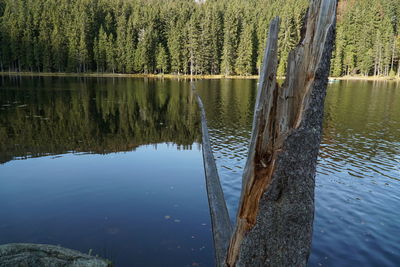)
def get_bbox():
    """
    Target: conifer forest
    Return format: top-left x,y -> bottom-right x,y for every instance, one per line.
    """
0,0 -> 399,77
